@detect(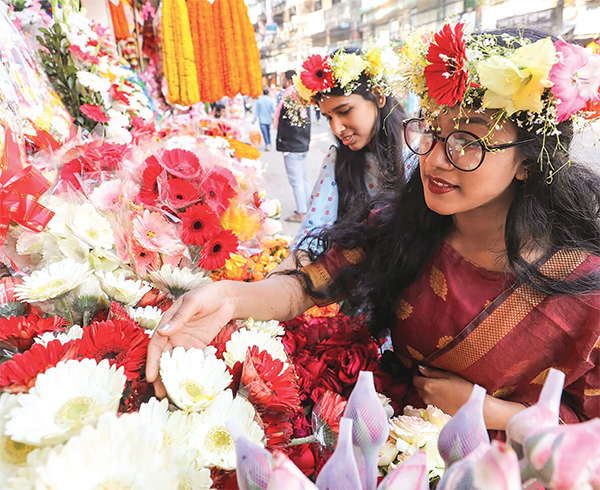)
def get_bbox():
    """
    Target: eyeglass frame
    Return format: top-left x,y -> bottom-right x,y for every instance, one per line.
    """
402,118 -> 534,172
